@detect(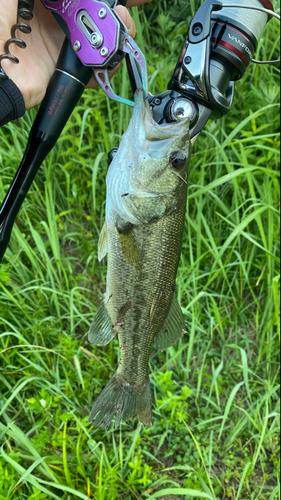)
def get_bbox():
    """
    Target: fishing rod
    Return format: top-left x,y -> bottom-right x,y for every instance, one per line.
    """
0,0 -> 279,264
